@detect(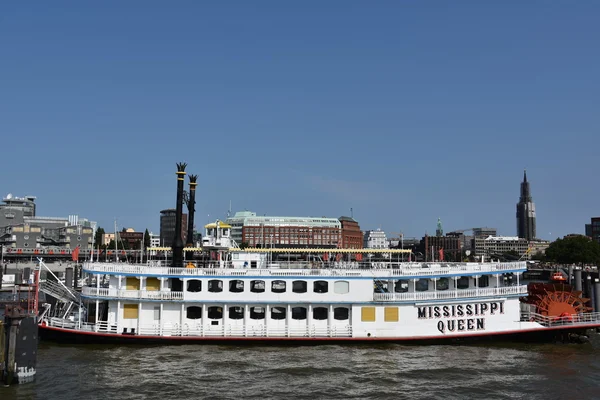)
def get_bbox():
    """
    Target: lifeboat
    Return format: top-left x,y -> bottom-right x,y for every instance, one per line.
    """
550,272 -> 567,282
